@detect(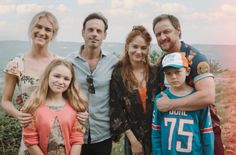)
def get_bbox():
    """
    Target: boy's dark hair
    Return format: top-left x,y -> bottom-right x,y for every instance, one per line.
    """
83,12 -> 108,31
